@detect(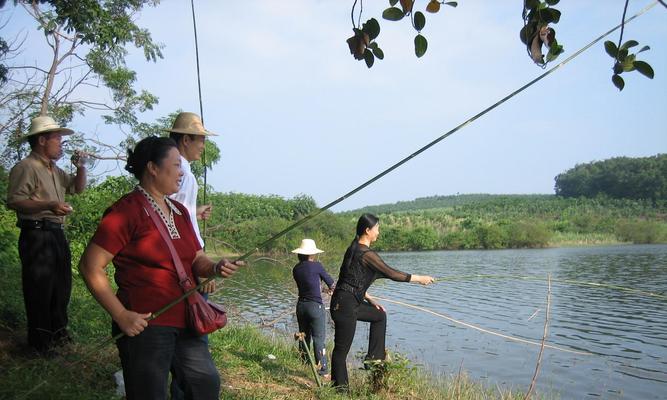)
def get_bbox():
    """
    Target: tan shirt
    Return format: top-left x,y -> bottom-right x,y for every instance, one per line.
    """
7,152 -> 75,223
